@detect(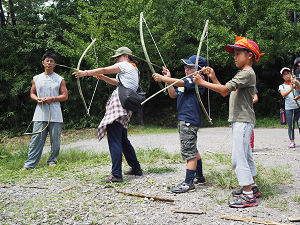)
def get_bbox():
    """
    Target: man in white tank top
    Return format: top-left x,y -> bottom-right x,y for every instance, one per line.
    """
22,51 -> 68,170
